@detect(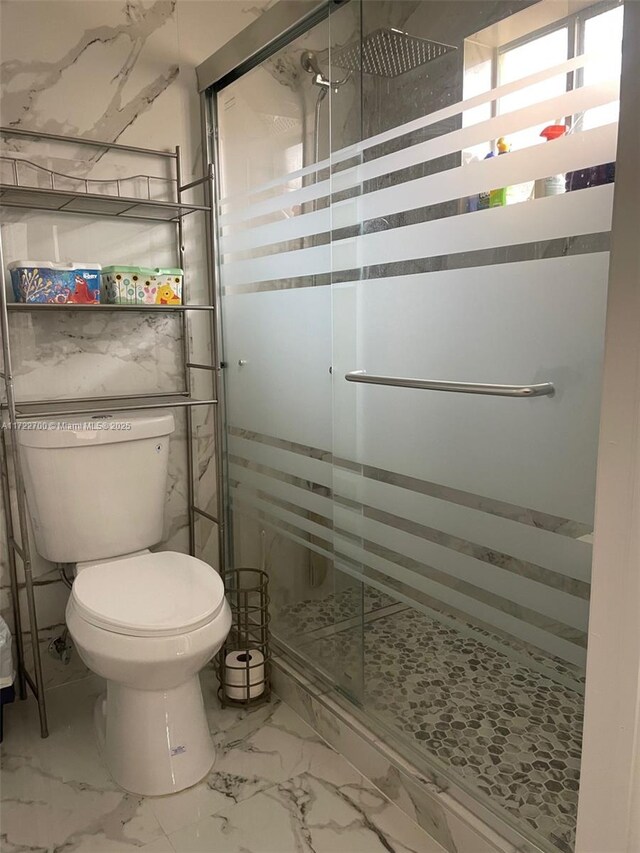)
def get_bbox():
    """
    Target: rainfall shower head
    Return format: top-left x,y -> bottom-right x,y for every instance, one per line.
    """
332,27 -> 457,79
